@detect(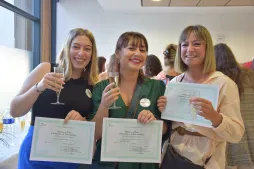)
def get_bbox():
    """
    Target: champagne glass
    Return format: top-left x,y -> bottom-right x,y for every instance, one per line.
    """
19,116 -> 26,131
108,72 -> 121,109
51,67 -> 65,105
